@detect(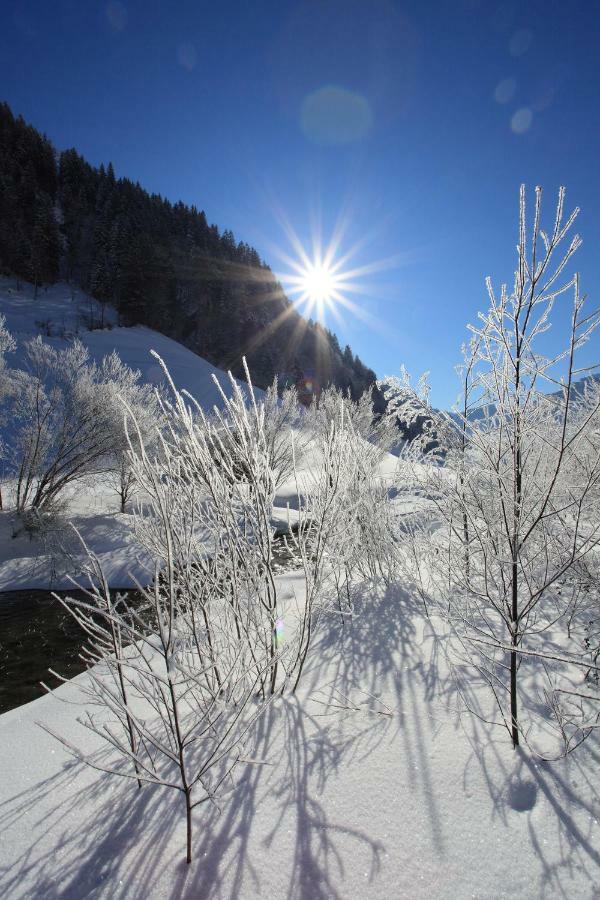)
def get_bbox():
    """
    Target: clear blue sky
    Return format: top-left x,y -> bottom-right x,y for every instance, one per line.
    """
2,0 -> 599,407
